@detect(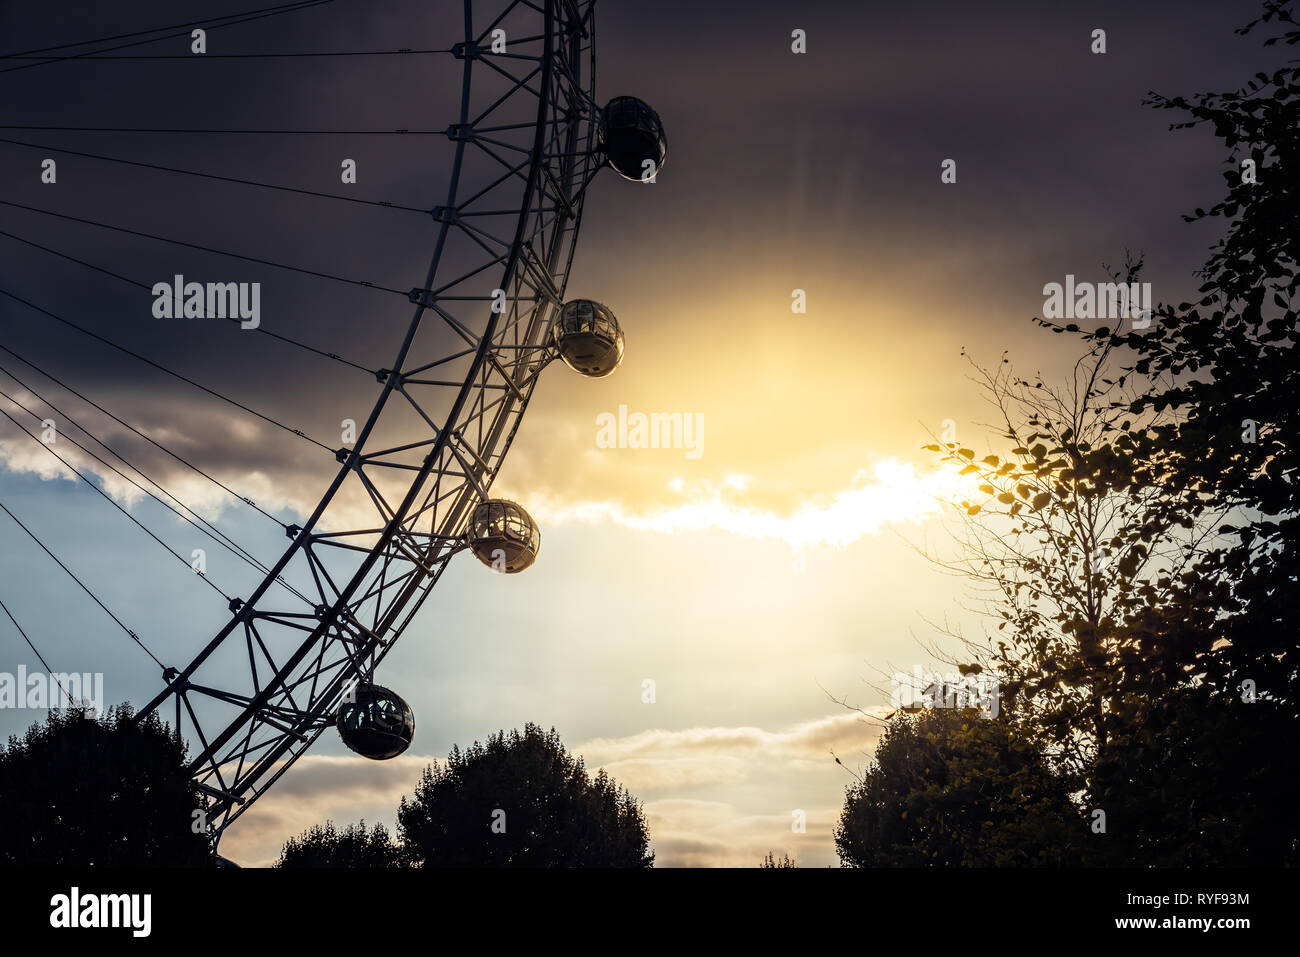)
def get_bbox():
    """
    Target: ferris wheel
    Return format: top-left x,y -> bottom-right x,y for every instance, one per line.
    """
0,0 -> 666,845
